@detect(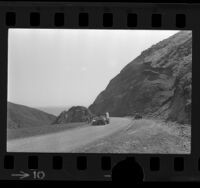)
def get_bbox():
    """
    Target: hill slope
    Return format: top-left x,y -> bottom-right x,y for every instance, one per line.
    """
7,102 -> 57,128
89,31 -> 192,124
